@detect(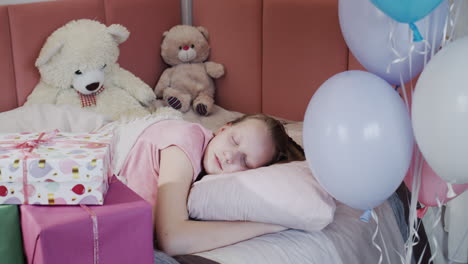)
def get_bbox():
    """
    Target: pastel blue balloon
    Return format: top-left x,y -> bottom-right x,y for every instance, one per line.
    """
339,0 -> 448,85
371,0 -> 443,23
303,71 -> 413,211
